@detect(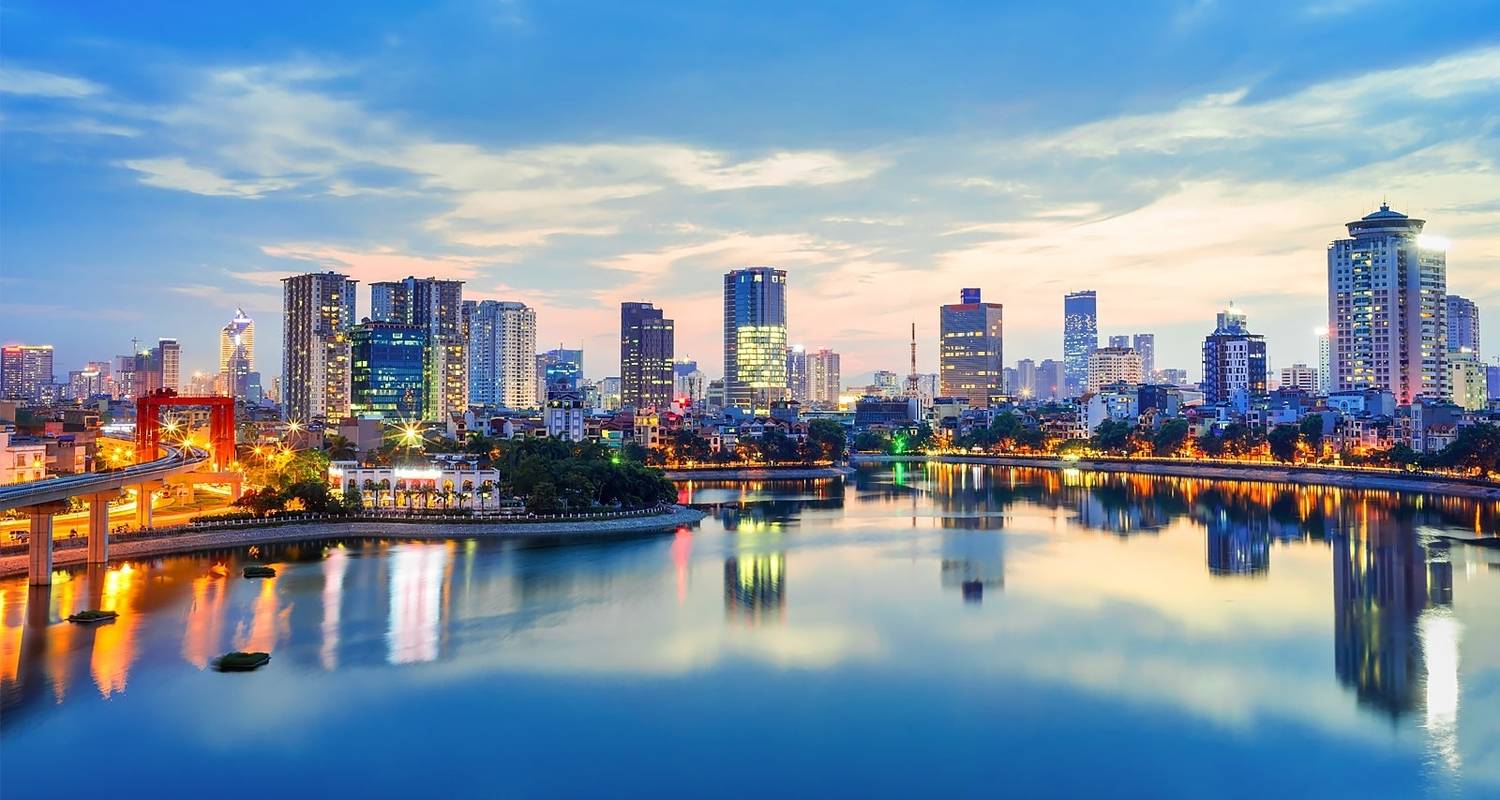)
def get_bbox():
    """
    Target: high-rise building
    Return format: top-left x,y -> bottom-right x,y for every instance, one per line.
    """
1037,359 -> 1065,401
674,360 -> 706,406
1107,335 -> 1130,349
465,300 -> 536,410
156,338 -> 181,392
1063,291 -> 1098,397
1328,204 -> 1448,404
282,271 -> 358,422
219,309 -> 255,372
786,345 -> 809,402
724,267 -> 788,411
1316,327 -> 1332,395
1133,334 -> 1156,381
131,346 -> 162,399
538,348 -> 584,402
1277,364 -> 1319,394
940,288 -> 1004,407
349,321 -> 427,419
1448,349 -> 1487,411
370,277 -> 466,420
1,345 -> 54,402
809,348 -> 841,406
1202,306 -> 1268,405
1015,359 -> 1038,398
1446,295 -> 1480,357
873,370 -> 900,396
1086,346 -> 1141,394
620,302 -> 675,411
